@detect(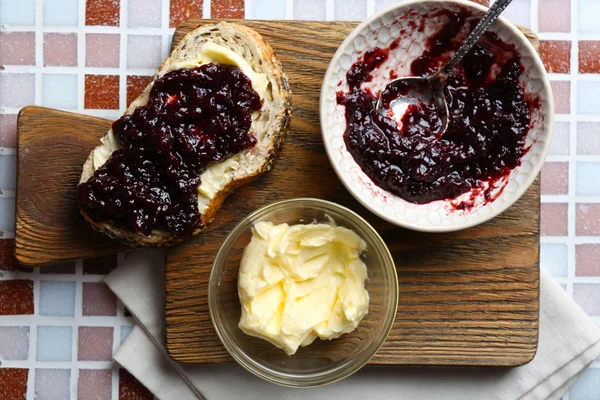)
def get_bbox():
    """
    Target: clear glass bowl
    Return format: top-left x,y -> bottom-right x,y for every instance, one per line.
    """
209,198 -> 398,387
